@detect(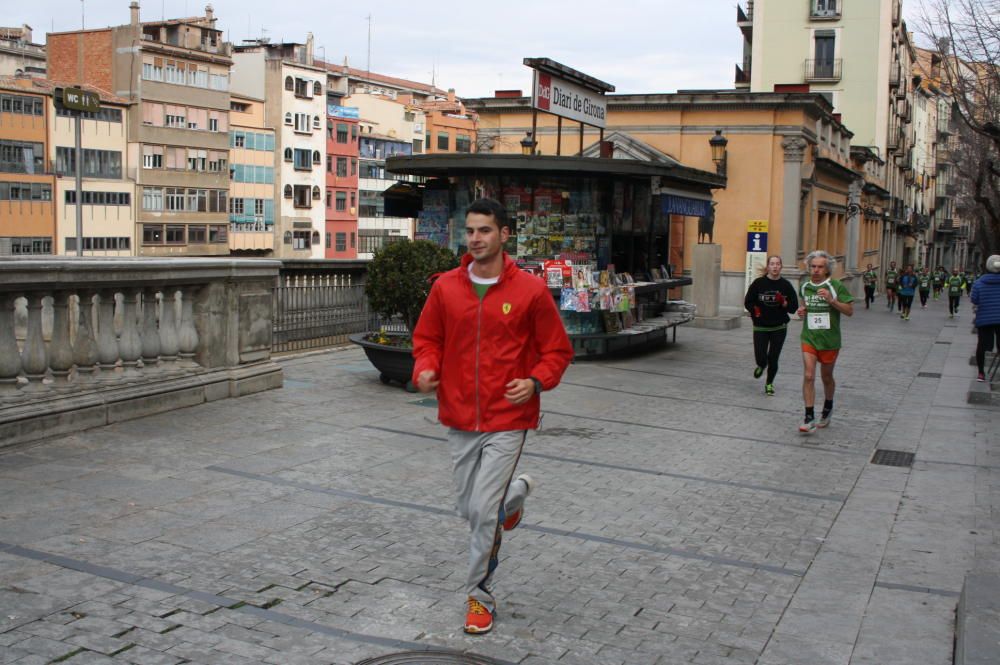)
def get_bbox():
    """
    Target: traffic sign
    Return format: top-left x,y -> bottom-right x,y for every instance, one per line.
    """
62,87 -> 100,113
746,232 -> 768,253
